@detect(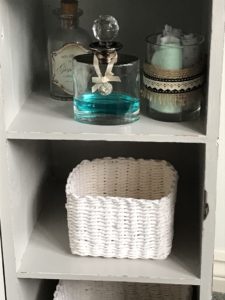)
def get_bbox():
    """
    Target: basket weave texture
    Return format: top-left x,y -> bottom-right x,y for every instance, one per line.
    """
53,281 -> 192,300
66,157 -> 178,259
